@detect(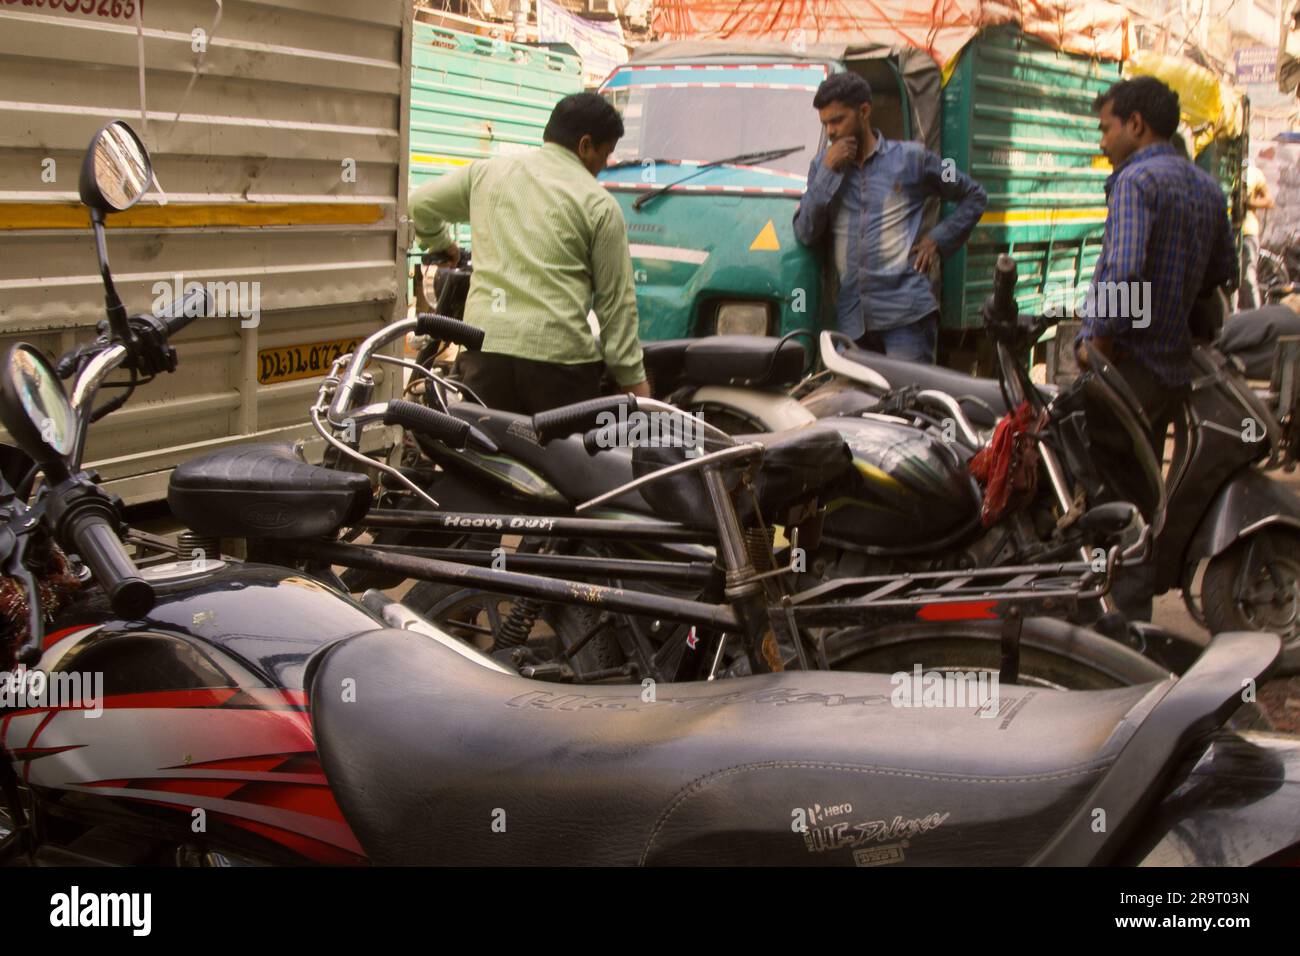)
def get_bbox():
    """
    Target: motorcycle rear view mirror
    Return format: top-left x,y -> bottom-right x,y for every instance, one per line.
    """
0,344 -> 76,481
77,121 -> 153,350
79,120 -> 152,214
